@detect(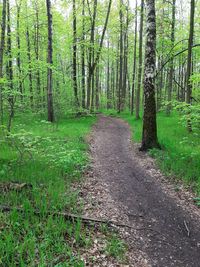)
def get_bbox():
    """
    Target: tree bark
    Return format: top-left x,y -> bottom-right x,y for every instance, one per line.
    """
46,0 -> 54,122
0,0 -> 7,124
87,0 -> 112,111
26,25 -> 34,108
34,0 -> 41,108
86,0 -> 97,109
140,0 -> 160,151
16,0 -> 23,103
135,0 -> 144,120
81,0 -> 86,109
166,0 -> 176,115
131,0 -> 137,115
72,0 -> 79,109
186,0 -> 195,105
118,0 -> 123,113
6,0 -> 14,131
